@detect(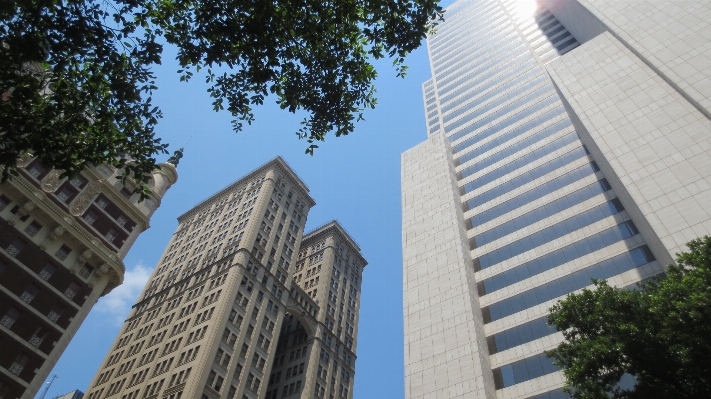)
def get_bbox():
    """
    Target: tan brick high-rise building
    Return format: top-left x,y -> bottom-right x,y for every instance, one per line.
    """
265,222 -> 364,399
84,157 -> 366,399
0,154 -> 178,399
